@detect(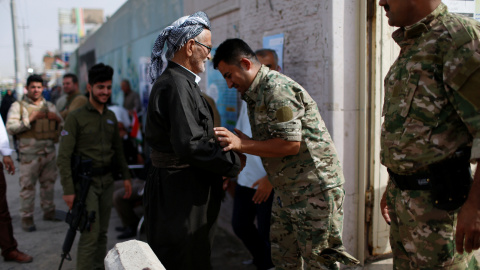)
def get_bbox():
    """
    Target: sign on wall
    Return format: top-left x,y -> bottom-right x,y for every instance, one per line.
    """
443,0 -> 480,21
138,57 -> 152,112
